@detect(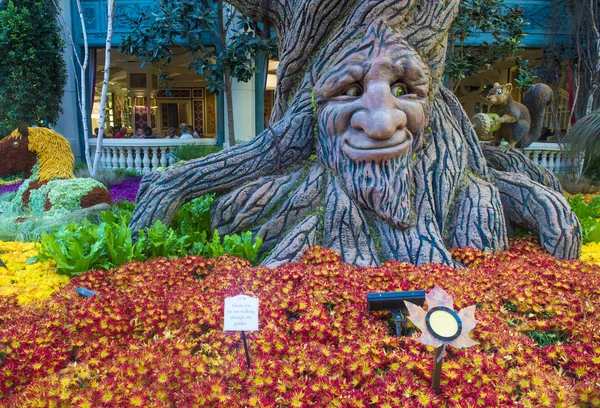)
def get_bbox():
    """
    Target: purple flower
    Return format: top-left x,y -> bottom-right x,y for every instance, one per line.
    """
0,180 -> 24,196
109,177 -> 142,203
